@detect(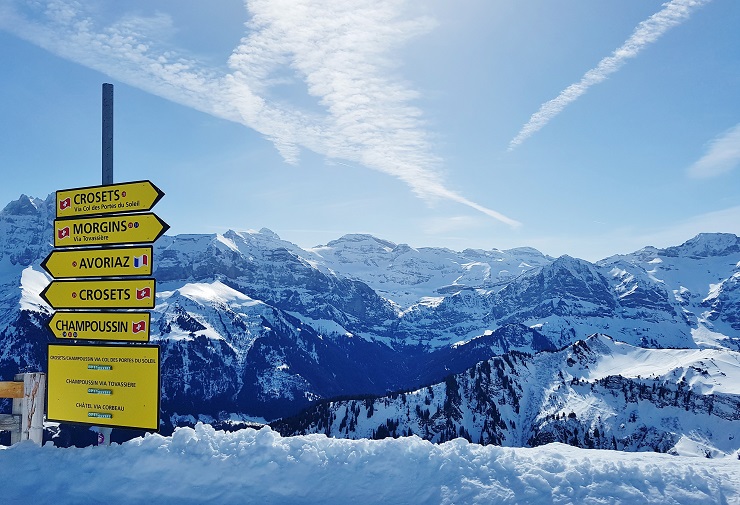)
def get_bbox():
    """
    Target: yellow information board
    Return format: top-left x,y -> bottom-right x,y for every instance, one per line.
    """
56,180 -> 165,218
40,278 -> 156,310
47,344 -> 160,431
48,312 -> 151,342
41,245 -> 153,278
53,213 -> 169,248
